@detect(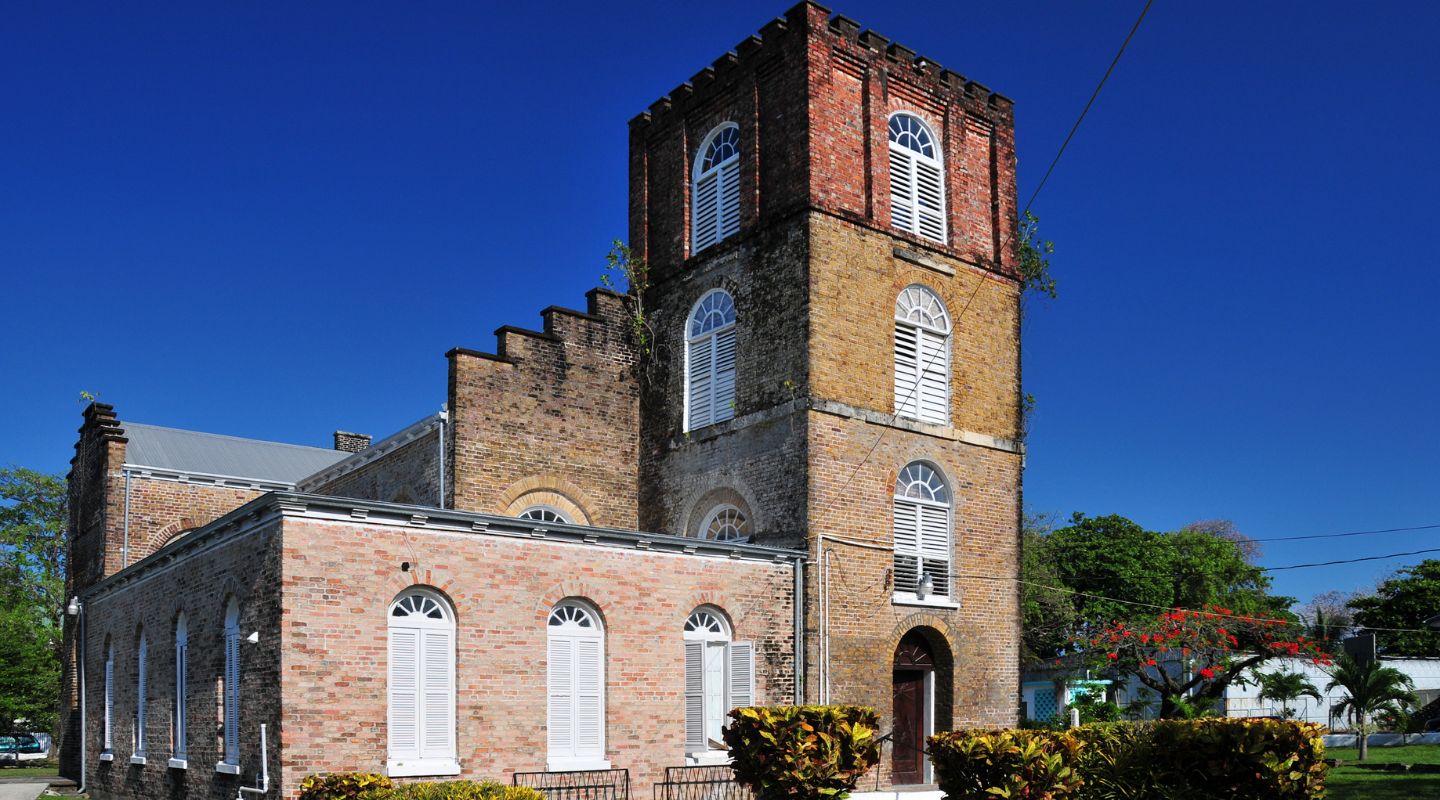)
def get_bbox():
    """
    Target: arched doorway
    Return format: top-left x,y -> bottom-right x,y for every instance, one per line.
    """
892,630 -> 935,785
